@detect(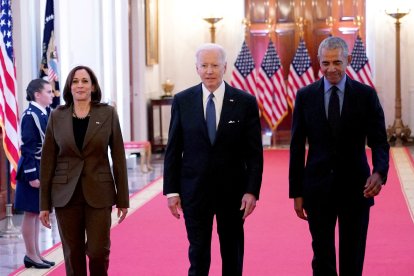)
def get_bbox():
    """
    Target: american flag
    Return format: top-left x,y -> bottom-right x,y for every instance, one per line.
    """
230,41 -> 258,100
257,40 -> 288,130
48,56 -> 58,82
318,69 -> 323,79
40,0 -> 60,108
346,35 -> 375,88
287,39 -> 315,108
0,0 -> 20,189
